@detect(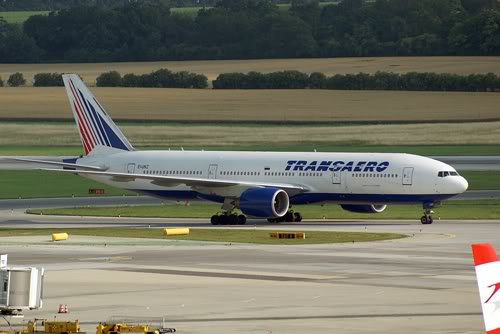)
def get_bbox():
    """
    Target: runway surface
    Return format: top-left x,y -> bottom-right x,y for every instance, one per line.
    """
432,156 -> 500,171
1,212 -> 498,333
